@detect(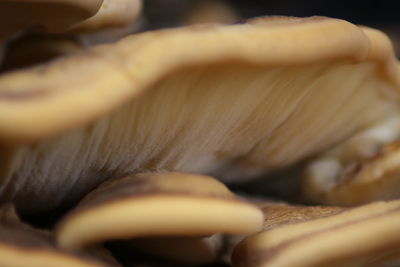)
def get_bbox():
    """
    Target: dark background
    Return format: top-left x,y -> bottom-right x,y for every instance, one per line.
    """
230,0 -> 399,27
143,0 -> 400,55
